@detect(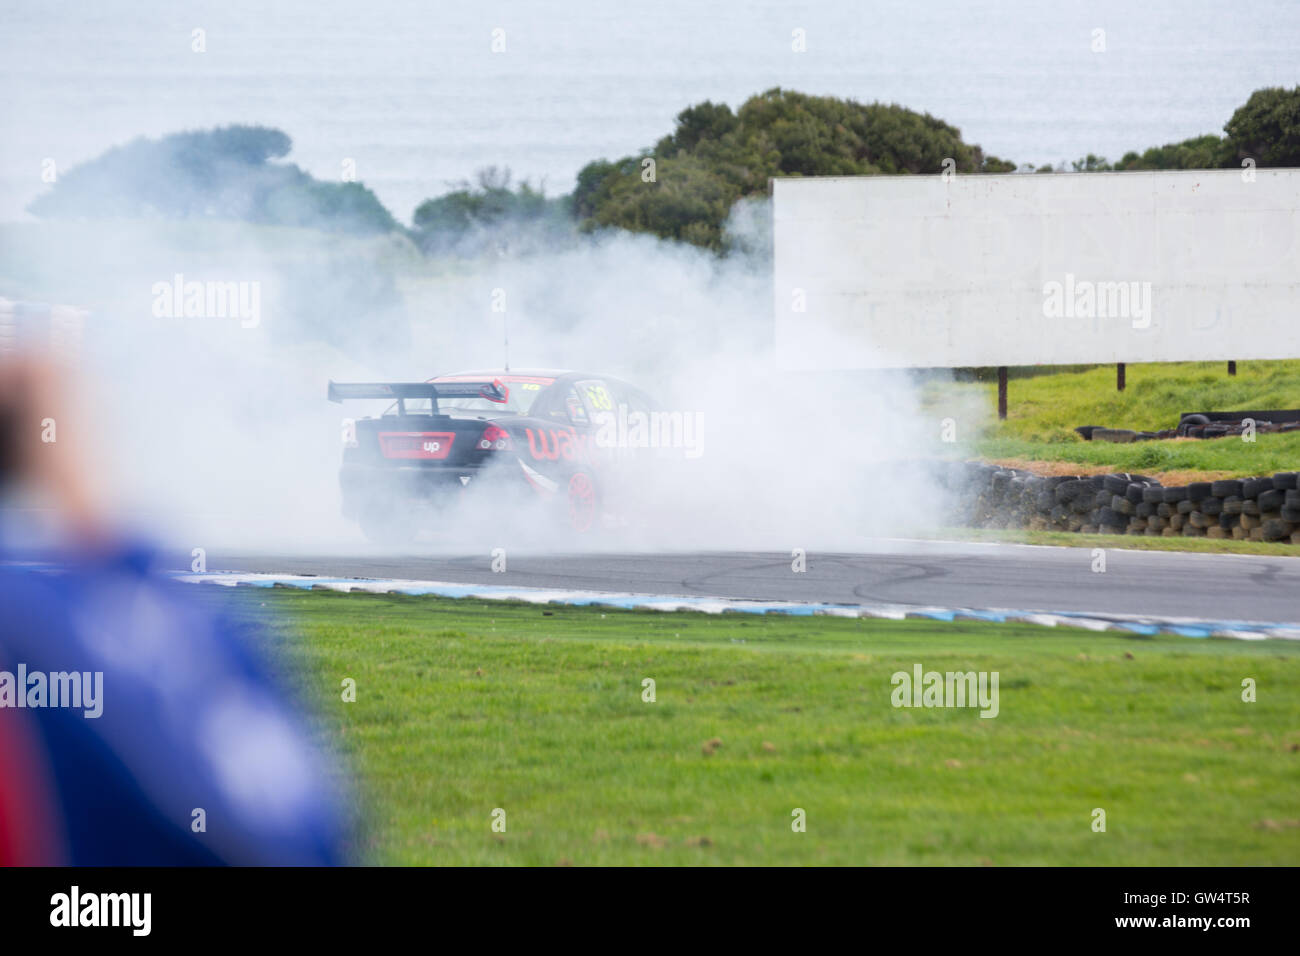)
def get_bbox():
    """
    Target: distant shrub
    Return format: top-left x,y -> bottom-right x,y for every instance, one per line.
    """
29,125 -> 400,236
411,167 -> 573,256
571,88 -> 1011,251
